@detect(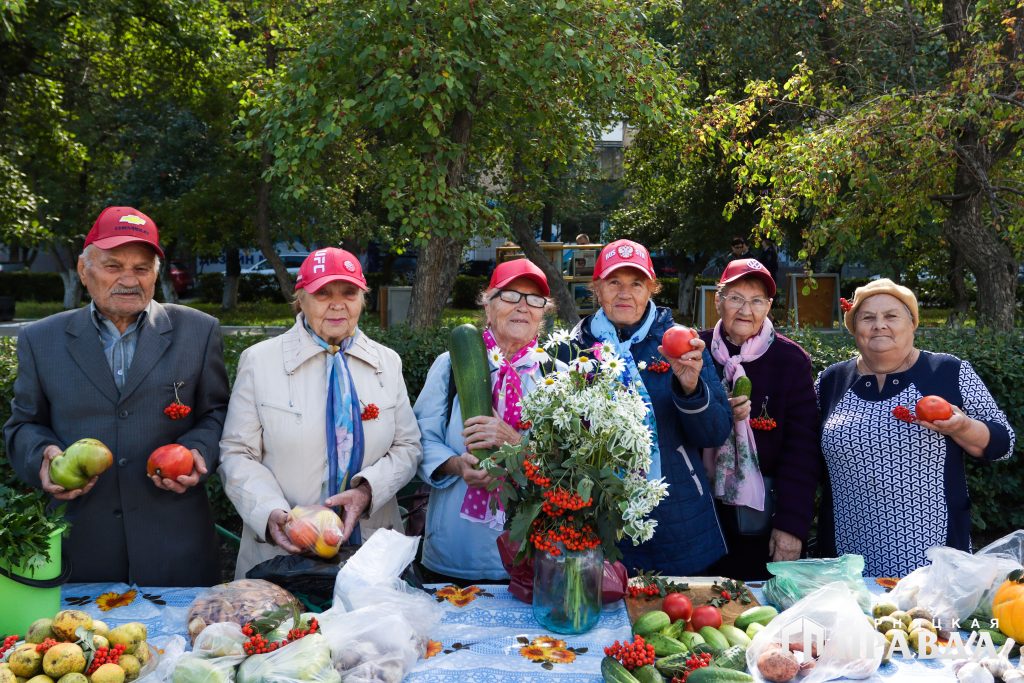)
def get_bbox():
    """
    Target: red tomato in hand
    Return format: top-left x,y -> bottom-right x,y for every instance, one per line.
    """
916,395 -> 953,422
661,326 -> 698,358
662,592 -> 693,623
690,604 -> 723,630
